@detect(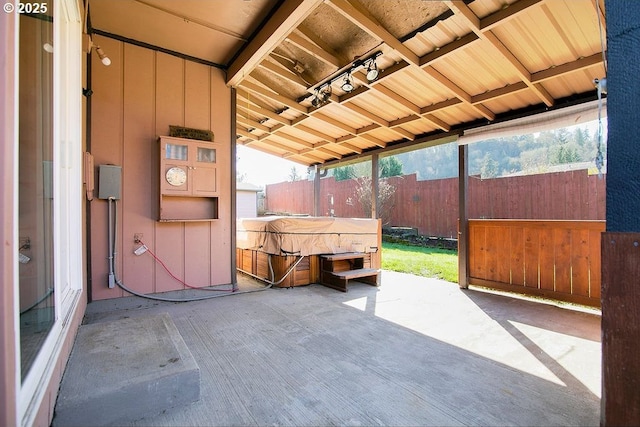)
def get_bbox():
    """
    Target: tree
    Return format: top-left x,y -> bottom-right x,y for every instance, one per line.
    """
353,176 -> 396,225
379,156 -> 403,177
288,166 -> 302,182
333,165 -> 356,181
480,154 -> 499,178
